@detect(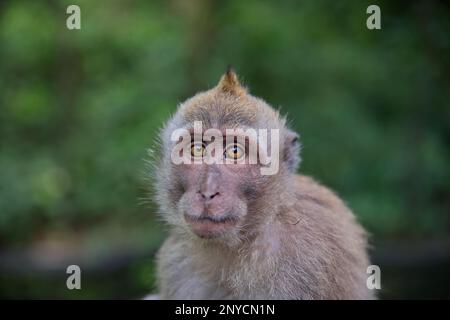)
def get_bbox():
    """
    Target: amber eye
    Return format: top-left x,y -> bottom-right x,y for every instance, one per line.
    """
191,143 -> 206,158
224,143 -> 245,160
